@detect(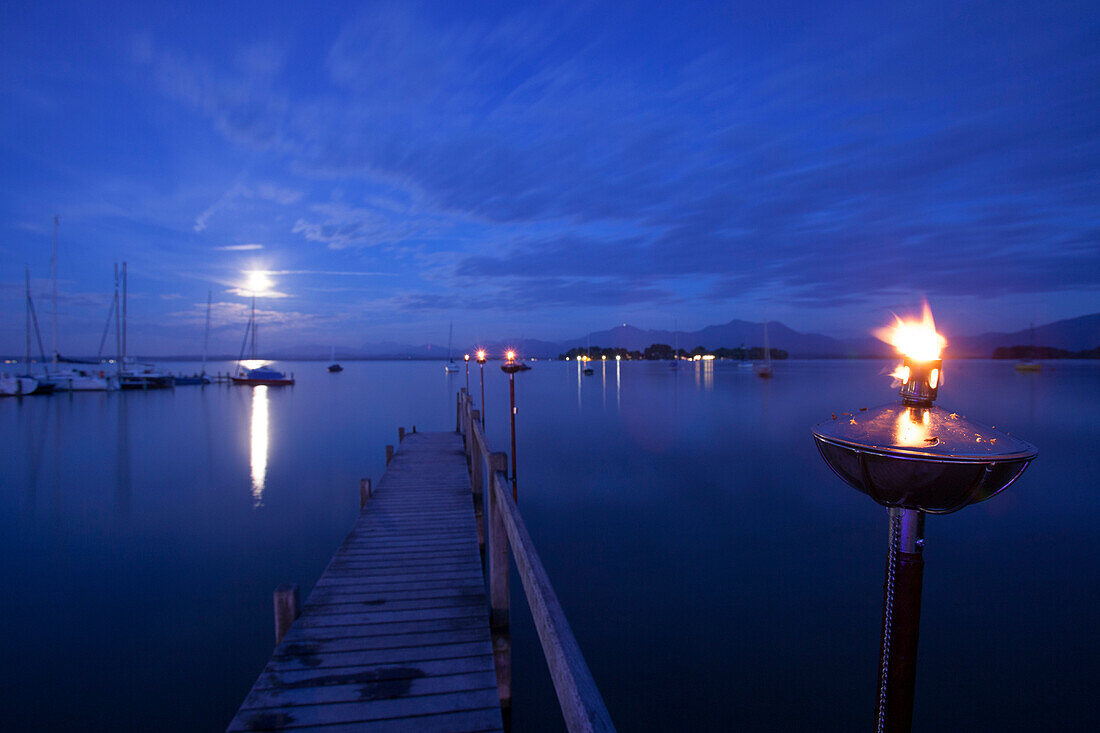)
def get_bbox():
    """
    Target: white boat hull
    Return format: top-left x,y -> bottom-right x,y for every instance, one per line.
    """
0,376 -> 38,395
49,371 -> 120,392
